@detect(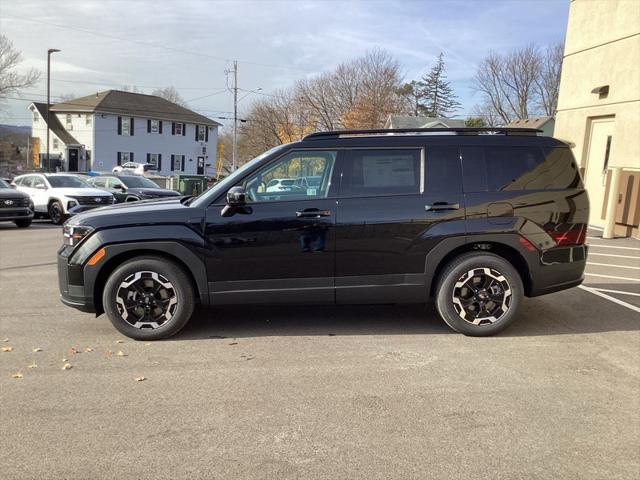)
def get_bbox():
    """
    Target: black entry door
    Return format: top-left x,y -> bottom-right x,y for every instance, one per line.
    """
197,156 -> 205,175
68,149 -> 79,171
204,149 -> 341,305
335,145 -> 465,304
